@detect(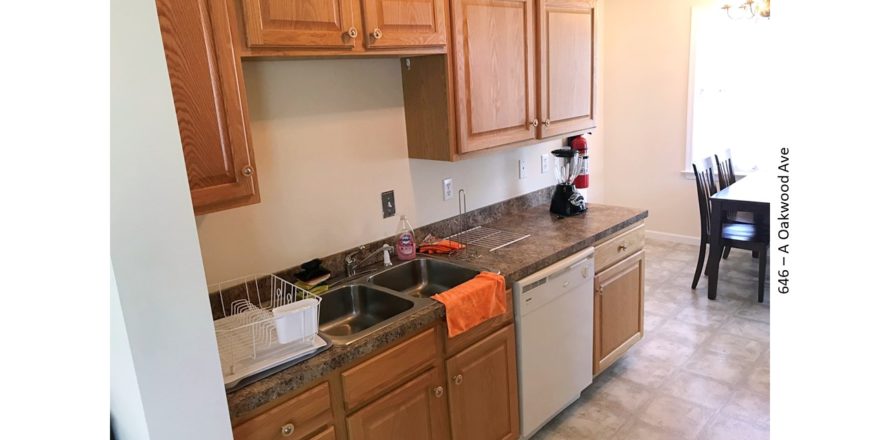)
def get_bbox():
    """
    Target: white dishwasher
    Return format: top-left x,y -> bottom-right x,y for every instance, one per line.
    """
513,247 -> 595,439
